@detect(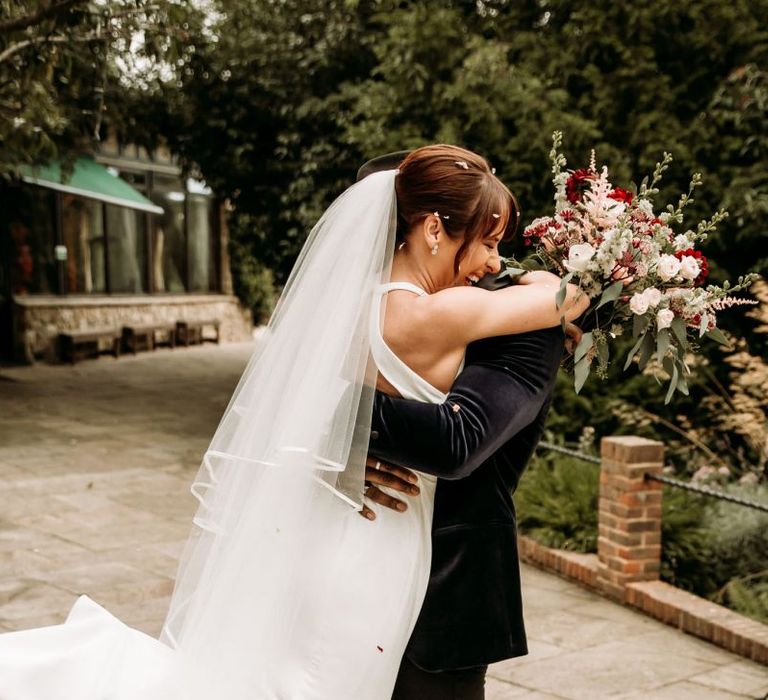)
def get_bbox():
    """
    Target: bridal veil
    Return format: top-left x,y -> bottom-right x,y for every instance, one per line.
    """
159,169 -> 398,695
